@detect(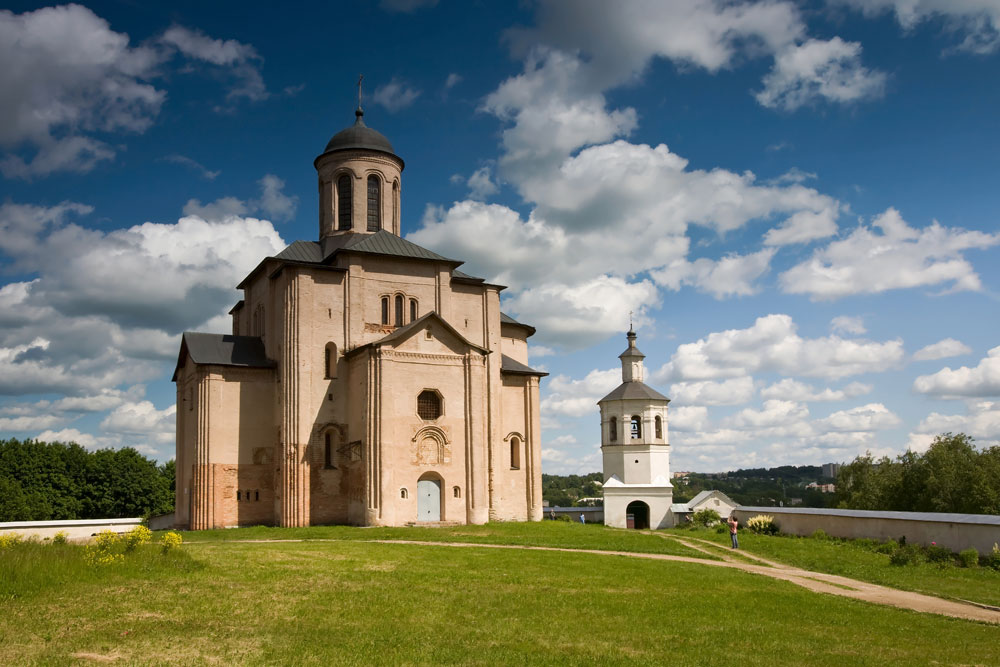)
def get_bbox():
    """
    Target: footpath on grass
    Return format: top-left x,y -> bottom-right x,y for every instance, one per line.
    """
190,535 -> 1000,624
